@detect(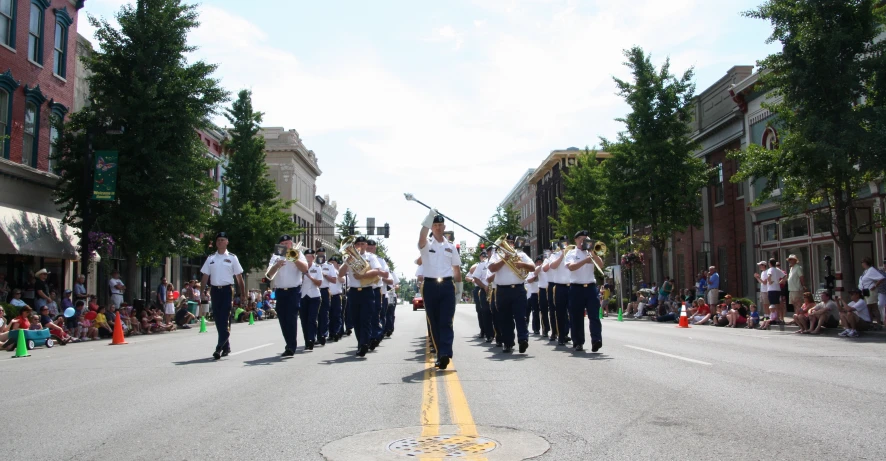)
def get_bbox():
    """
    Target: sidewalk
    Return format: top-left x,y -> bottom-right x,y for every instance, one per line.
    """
602,313 -> 886,337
